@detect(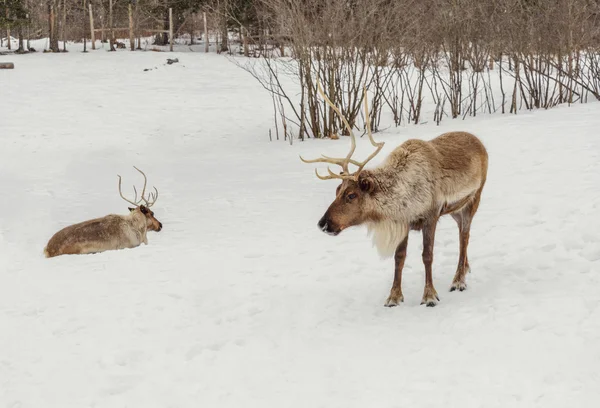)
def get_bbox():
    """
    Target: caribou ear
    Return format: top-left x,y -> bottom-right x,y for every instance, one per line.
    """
359,175 -> 375,193
139,205 -> 148,214
128,207 -> 135,212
